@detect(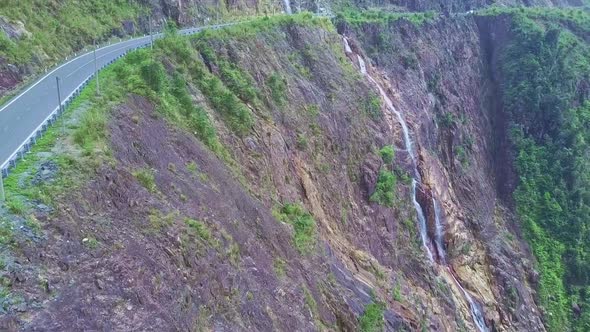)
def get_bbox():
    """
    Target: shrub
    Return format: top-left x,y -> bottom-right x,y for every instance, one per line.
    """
219,62 -> 259,104
438,112 -> 456,128
169,73 -> 219,148
267,73 -> 287,106
133,168 -> 157,193
196,71 -> 253,135
6,197 -> 26,215
140,61 -> 167,93
73,107 -> 107,156
364,94 -> 382,120
185,218 -> 211,241
359,301 -> 385,332
274,203 -> 316,254
296,133 -> 309,150
379,146 -> 395,165
370,170 -> 397,207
